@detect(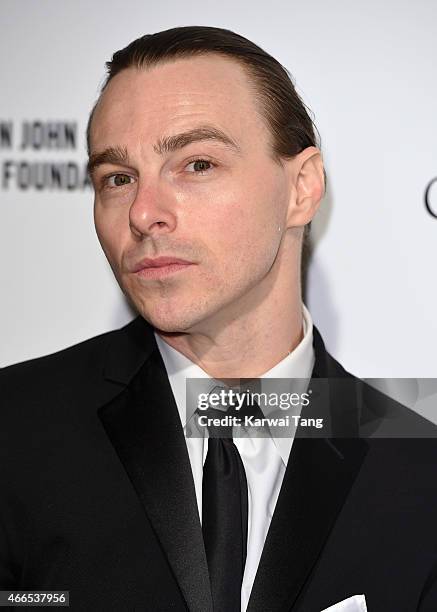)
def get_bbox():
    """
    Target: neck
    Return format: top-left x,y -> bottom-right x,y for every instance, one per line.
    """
156,234 -> 304,379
